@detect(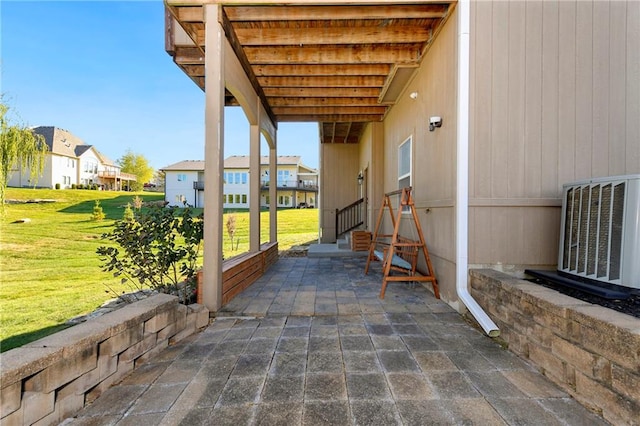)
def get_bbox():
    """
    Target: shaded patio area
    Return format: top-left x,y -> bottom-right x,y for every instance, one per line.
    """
65,257 -> 606,425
